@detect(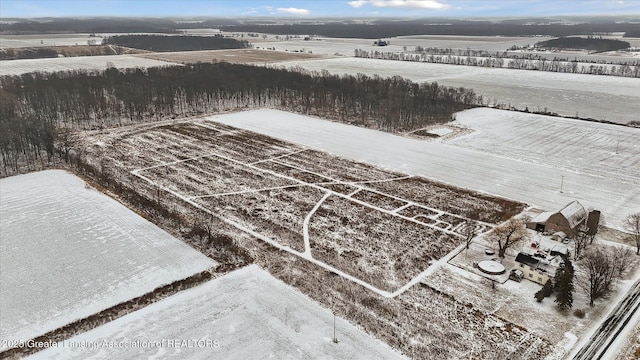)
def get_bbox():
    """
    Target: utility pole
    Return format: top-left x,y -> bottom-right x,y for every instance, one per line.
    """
560,175 -> 564,193
615,141 -> 619,154
333,313 -> 338,344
